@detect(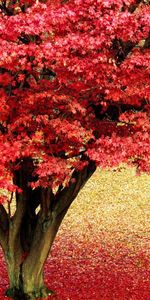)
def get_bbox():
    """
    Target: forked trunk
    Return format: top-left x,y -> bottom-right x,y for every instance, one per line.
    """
0,160 -> 96,299
5,216 -> 60,300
